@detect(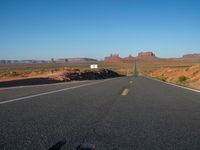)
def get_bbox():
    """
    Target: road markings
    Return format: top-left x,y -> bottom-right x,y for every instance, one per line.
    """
121,88 -> 129,96
129,81 -> 133,84
0,77 -> 121,105
147,77 -> 200,93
